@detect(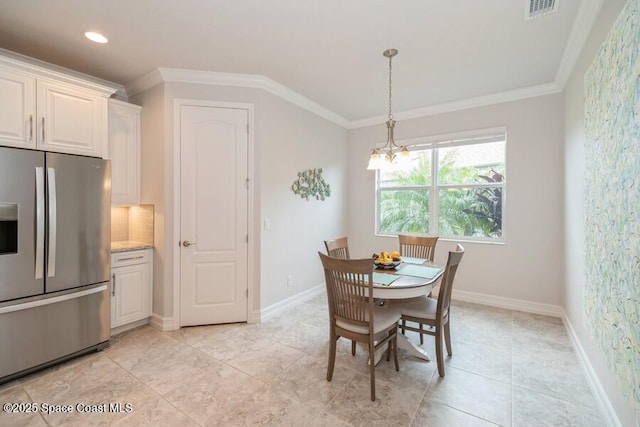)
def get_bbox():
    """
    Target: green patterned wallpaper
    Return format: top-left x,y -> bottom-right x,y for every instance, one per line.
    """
584,0 -> 639,419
